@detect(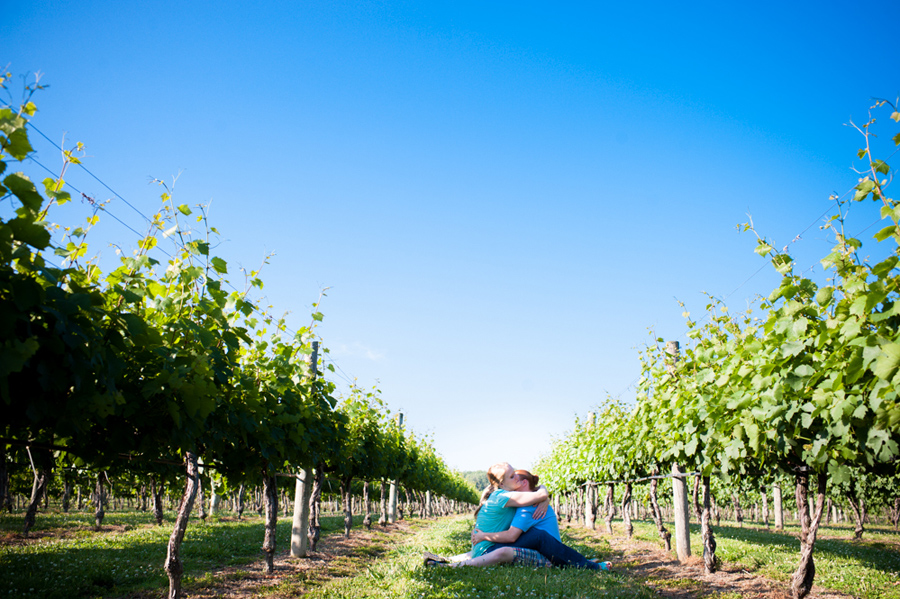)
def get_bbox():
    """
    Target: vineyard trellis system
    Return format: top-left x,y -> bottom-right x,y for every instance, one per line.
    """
535,100 -> 900,599
0,73 -> 478,599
